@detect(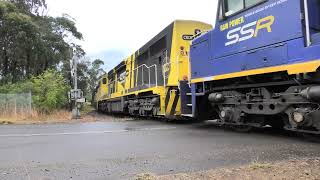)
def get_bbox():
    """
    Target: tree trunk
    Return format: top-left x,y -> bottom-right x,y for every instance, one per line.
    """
26,51 -> 31,78
3,49 -> 9,79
